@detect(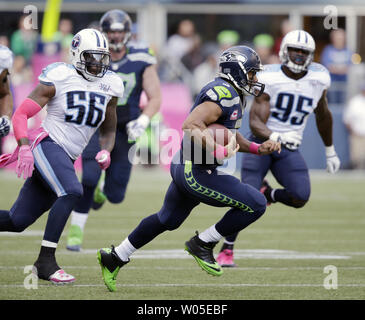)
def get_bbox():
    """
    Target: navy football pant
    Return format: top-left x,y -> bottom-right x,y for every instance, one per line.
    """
74,127 -> 135,213
0,137 -> 82,243
225,146 -> 311,243
128,160 -> 267,249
